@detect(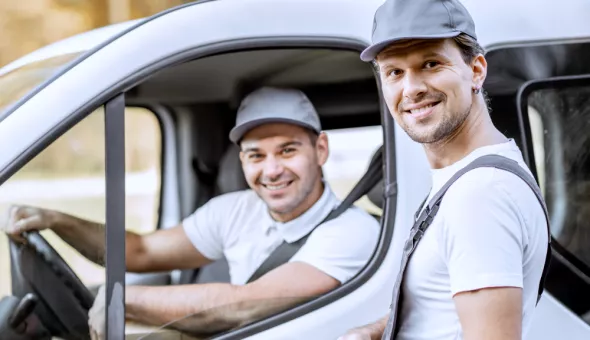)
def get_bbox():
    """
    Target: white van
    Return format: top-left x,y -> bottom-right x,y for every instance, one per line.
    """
0,0 -> 589,339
